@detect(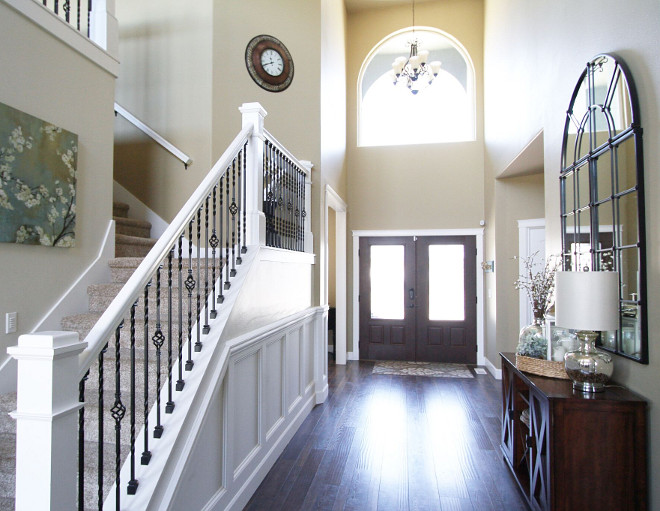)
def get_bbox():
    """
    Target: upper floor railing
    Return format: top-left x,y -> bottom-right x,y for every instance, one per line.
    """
9,102 -> 312,510
40,0 -> 92,36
